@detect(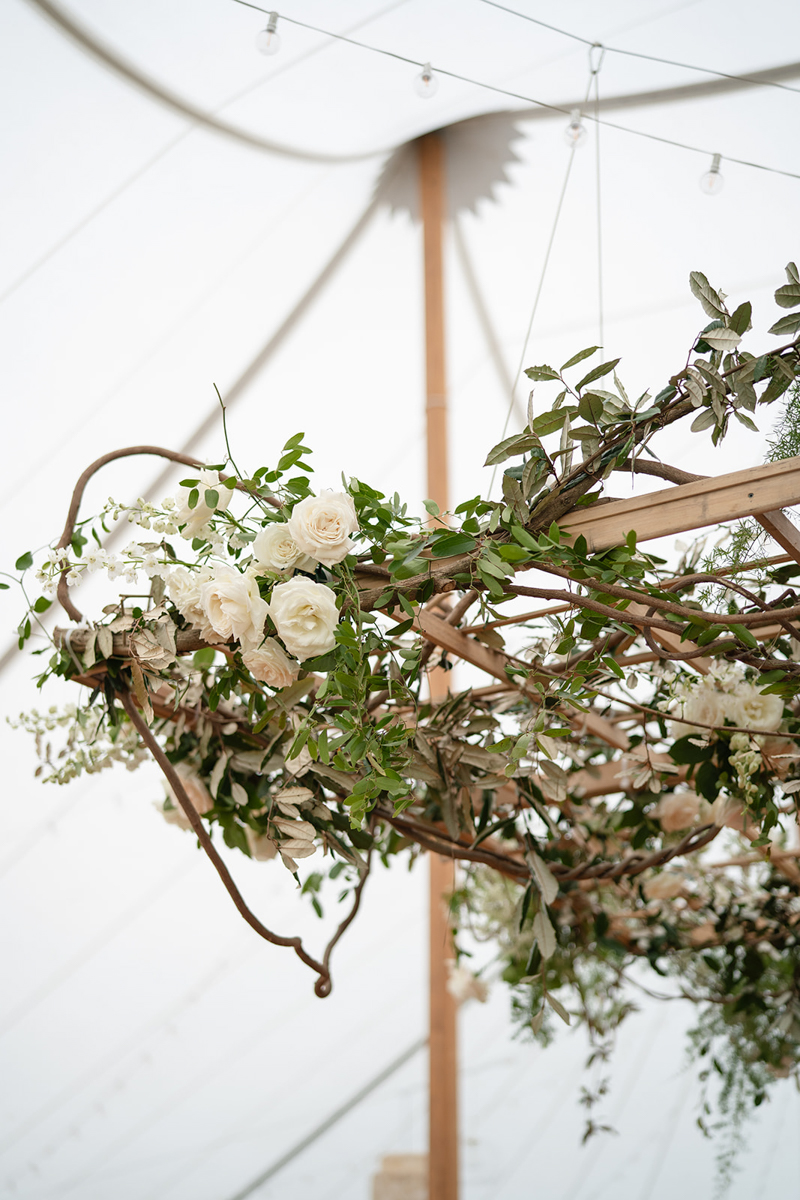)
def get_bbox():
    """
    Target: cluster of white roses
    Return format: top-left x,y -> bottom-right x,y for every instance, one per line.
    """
668,663 -> 785,739
166,488 -> 359,687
